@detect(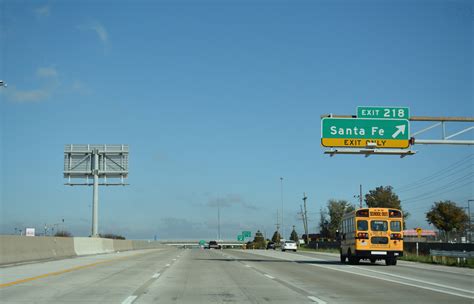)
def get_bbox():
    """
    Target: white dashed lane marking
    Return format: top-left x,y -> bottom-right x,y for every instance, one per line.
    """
121,295 -> 137,304
308,295 -> 327,304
